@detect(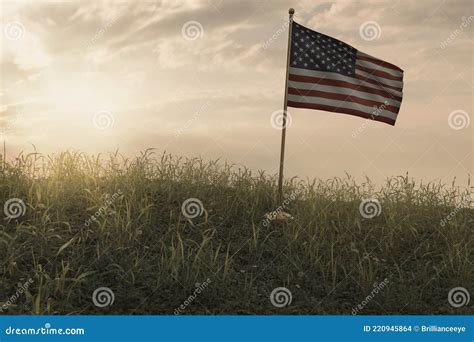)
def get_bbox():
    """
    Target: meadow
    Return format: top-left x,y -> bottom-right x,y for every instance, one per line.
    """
0,150 -> 472,315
